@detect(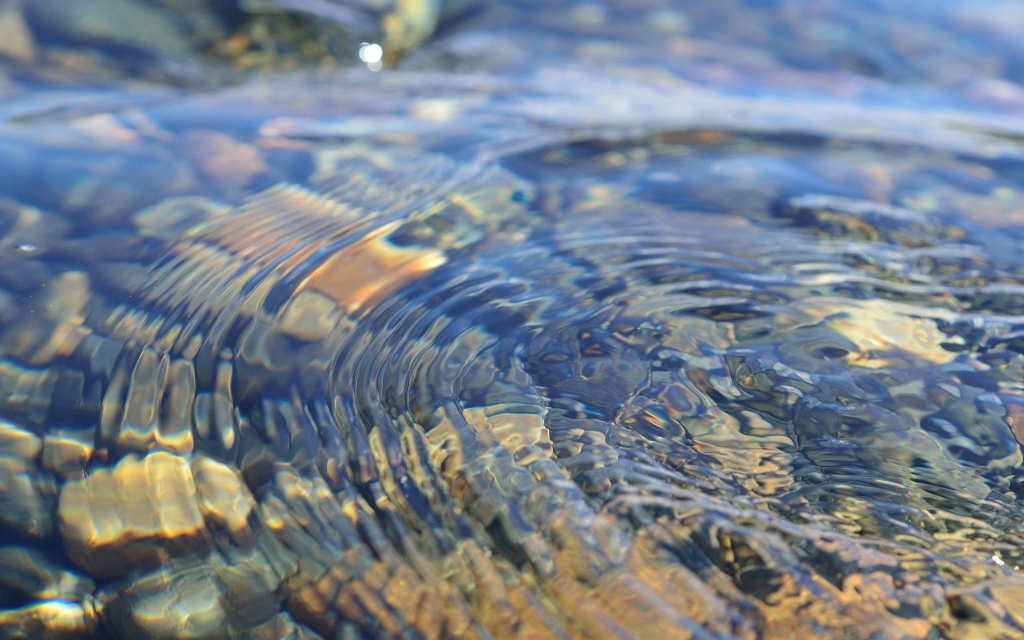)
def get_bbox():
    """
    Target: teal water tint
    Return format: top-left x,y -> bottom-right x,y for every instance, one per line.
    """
3,2 -> 1024,639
